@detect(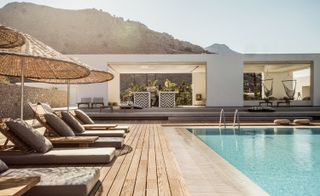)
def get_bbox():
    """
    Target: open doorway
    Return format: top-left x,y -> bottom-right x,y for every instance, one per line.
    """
243,61 -> 312,106
107,62 -> 206,107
